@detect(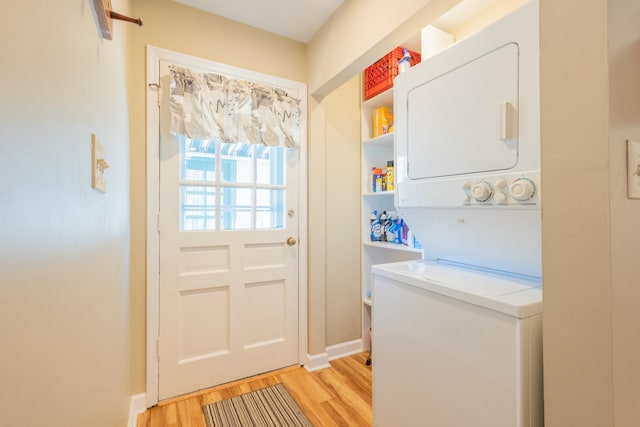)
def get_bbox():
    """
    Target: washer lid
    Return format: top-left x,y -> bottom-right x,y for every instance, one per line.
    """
372,260 -> 542,318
